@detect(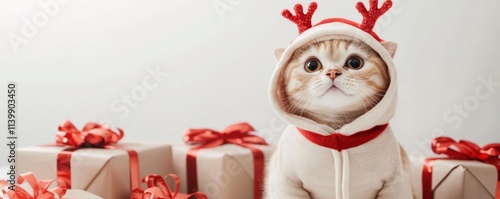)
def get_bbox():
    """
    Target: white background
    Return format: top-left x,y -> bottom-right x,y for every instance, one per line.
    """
0,0 -> 499,171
